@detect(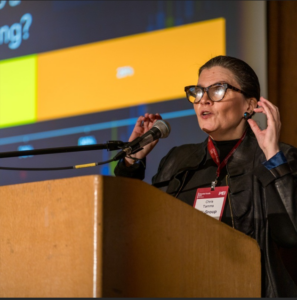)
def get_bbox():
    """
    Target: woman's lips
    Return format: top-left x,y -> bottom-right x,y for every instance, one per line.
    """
200,111 -> 213,119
